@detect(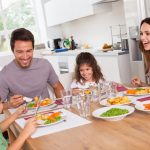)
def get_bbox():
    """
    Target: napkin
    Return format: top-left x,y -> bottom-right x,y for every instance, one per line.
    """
55,99 -> 63,105
116,85 -> 127,92
137,96 -> 150,102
